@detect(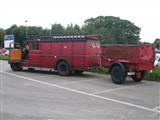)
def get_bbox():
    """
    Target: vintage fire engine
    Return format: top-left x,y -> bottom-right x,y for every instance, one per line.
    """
9,35 -> 101,75
9,35 -> 155,84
